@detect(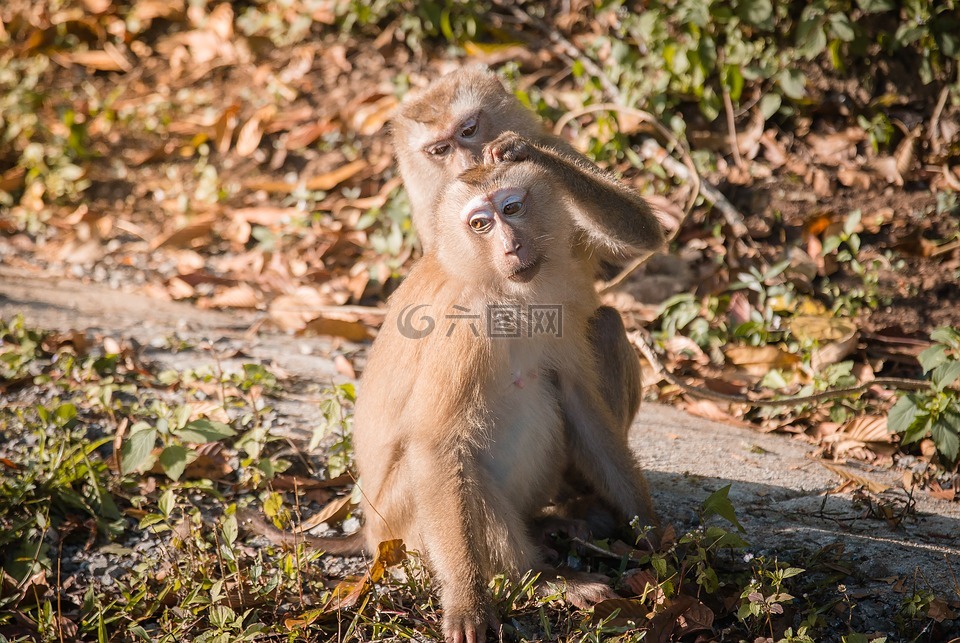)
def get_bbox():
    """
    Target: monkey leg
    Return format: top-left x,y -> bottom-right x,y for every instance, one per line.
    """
559,367 -> 659,531
587,305 -> 641,436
